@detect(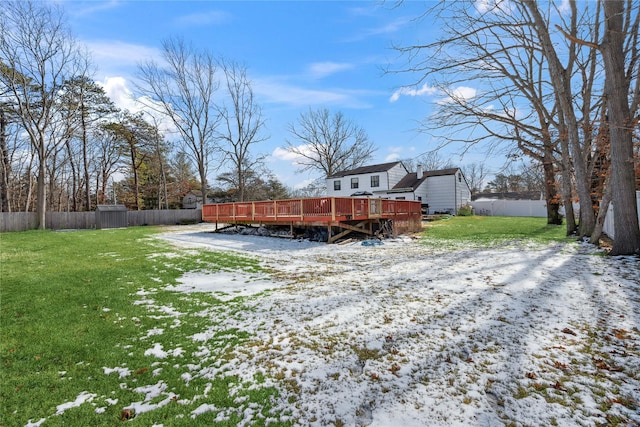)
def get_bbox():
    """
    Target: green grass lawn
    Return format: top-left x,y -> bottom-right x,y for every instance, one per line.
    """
0,217 -> 570,426
1,227 -> 287,427
422,215 -> 568,246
